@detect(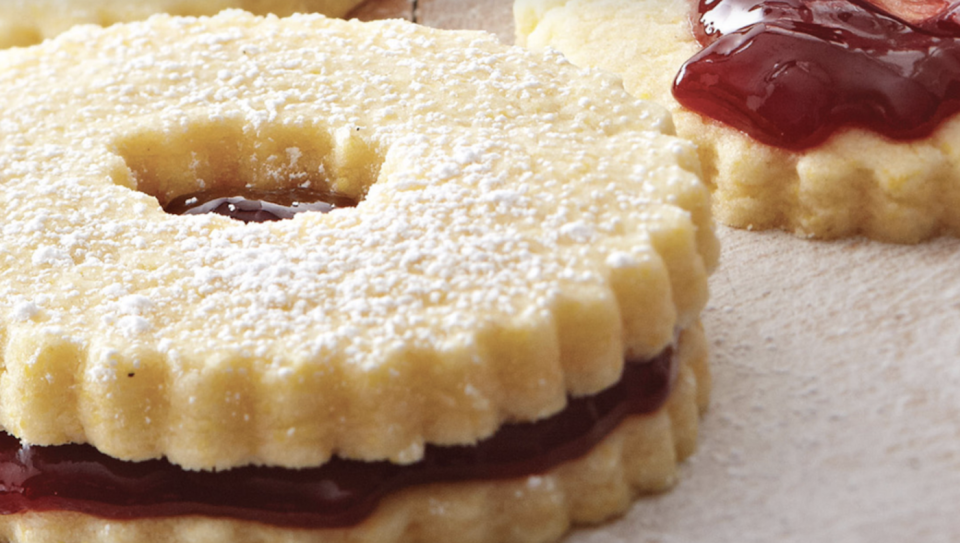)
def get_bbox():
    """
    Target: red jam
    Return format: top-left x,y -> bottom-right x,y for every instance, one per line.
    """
673,0 -> 960,150
164,188 -> 359,223
0,349 -> 674,528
